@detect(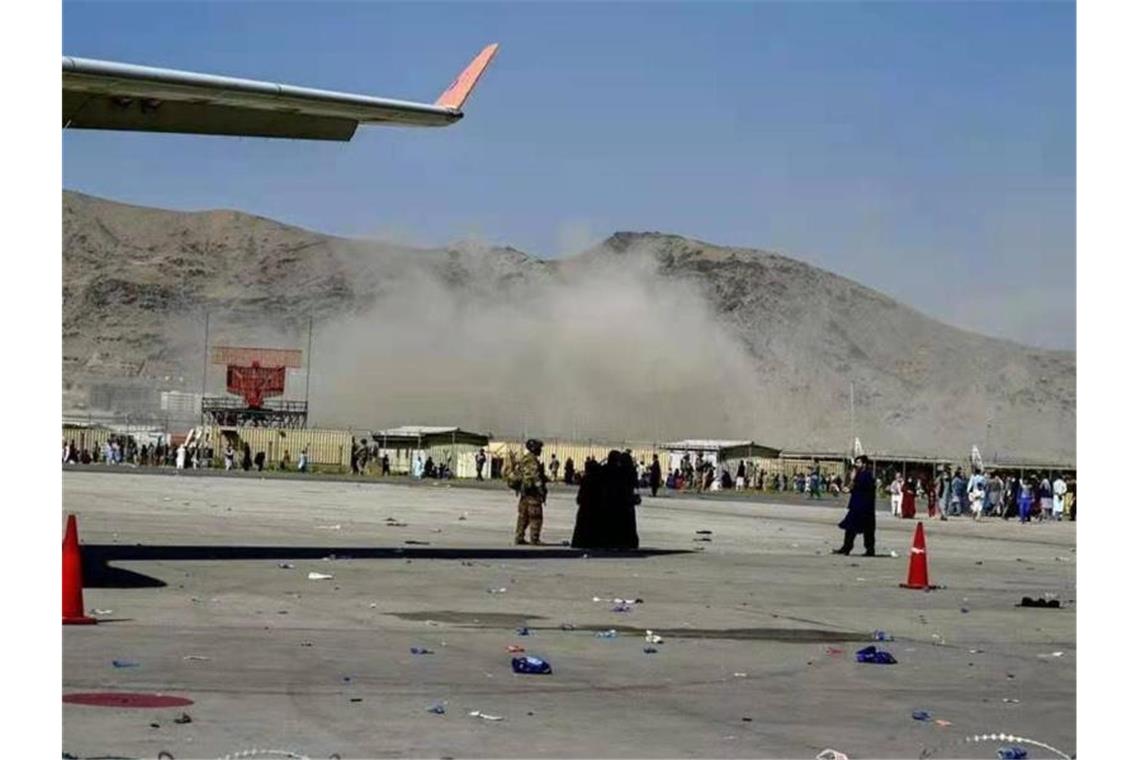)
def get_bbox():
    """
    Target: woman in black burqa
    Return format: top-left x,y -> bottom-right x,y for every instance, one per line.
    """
571,458 -> 604,548
572,450 -> 640,549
